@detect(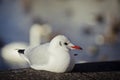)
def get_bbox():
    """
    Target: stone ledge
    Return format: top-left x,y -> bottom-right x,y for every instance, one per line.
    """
0,68 -> 120,80
0,61 -> 120,80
